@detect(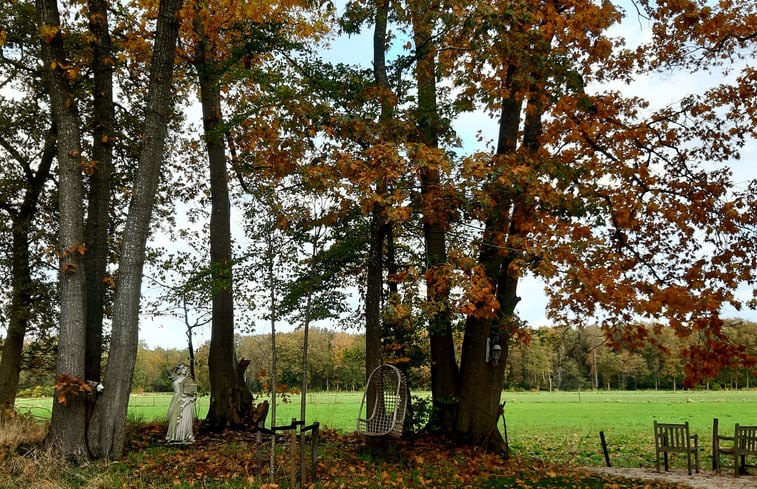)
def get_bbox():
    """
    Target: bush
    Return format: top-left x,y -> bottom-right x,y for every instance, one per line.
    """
16,385 -> 54,398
